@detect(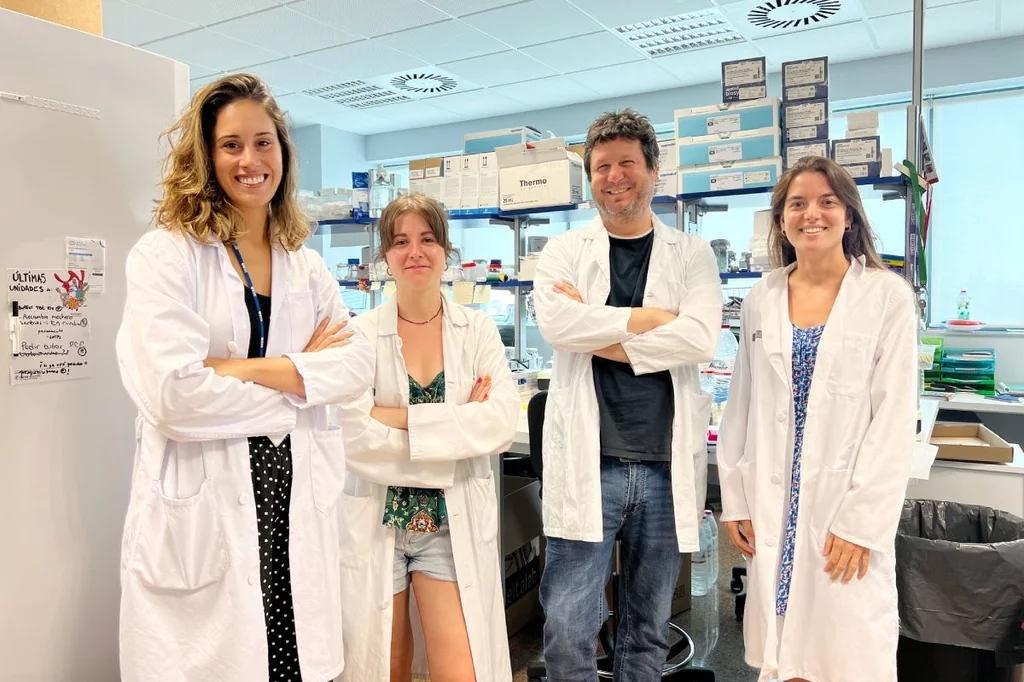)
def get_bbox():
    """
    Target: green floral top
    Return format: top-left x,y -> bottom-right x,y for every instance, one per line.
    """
382,371 -> 448,533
